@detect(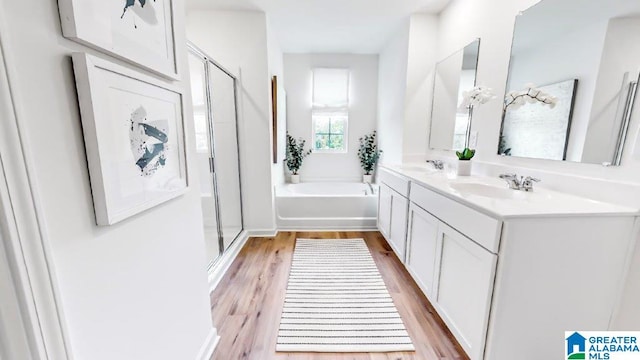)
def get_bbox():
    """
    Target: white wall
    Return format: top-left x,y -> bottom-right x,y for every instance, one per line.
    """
0,1 -> 215,359
377,14 -> 439,165
187,10 -> 277,234
267,16 -> 287,187
284,53 -> 379,182
431,0 -> 640,329
403,14 -> 439,161
377,22 -> 411,165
